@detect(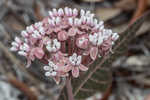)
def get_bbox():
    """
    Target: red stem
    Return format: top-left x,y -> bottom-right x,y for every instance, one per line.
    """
66,77 -> 74,100
61,41 -> 66,53
68,38 -> 72,55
